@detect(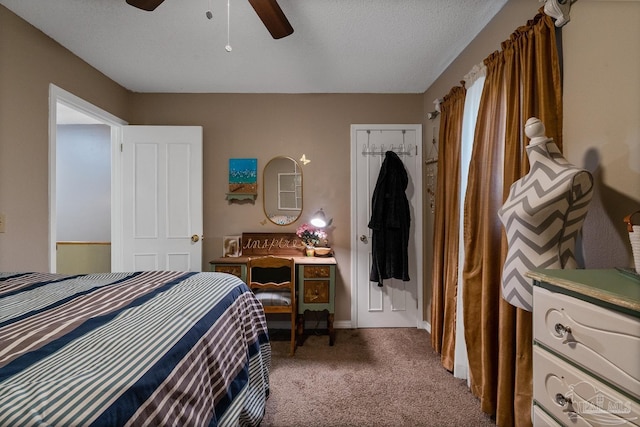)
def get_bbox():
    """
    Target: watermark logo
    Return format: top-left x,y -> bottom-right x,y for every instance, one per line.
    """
561,381 -> 637,426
